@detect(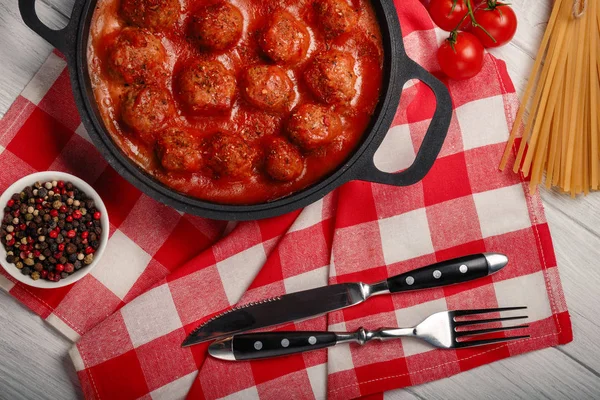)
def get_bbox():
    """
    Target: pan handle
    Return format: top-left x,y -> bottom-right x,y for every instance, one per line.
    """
19,0 -> 72,54
355,59 -> 452,186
